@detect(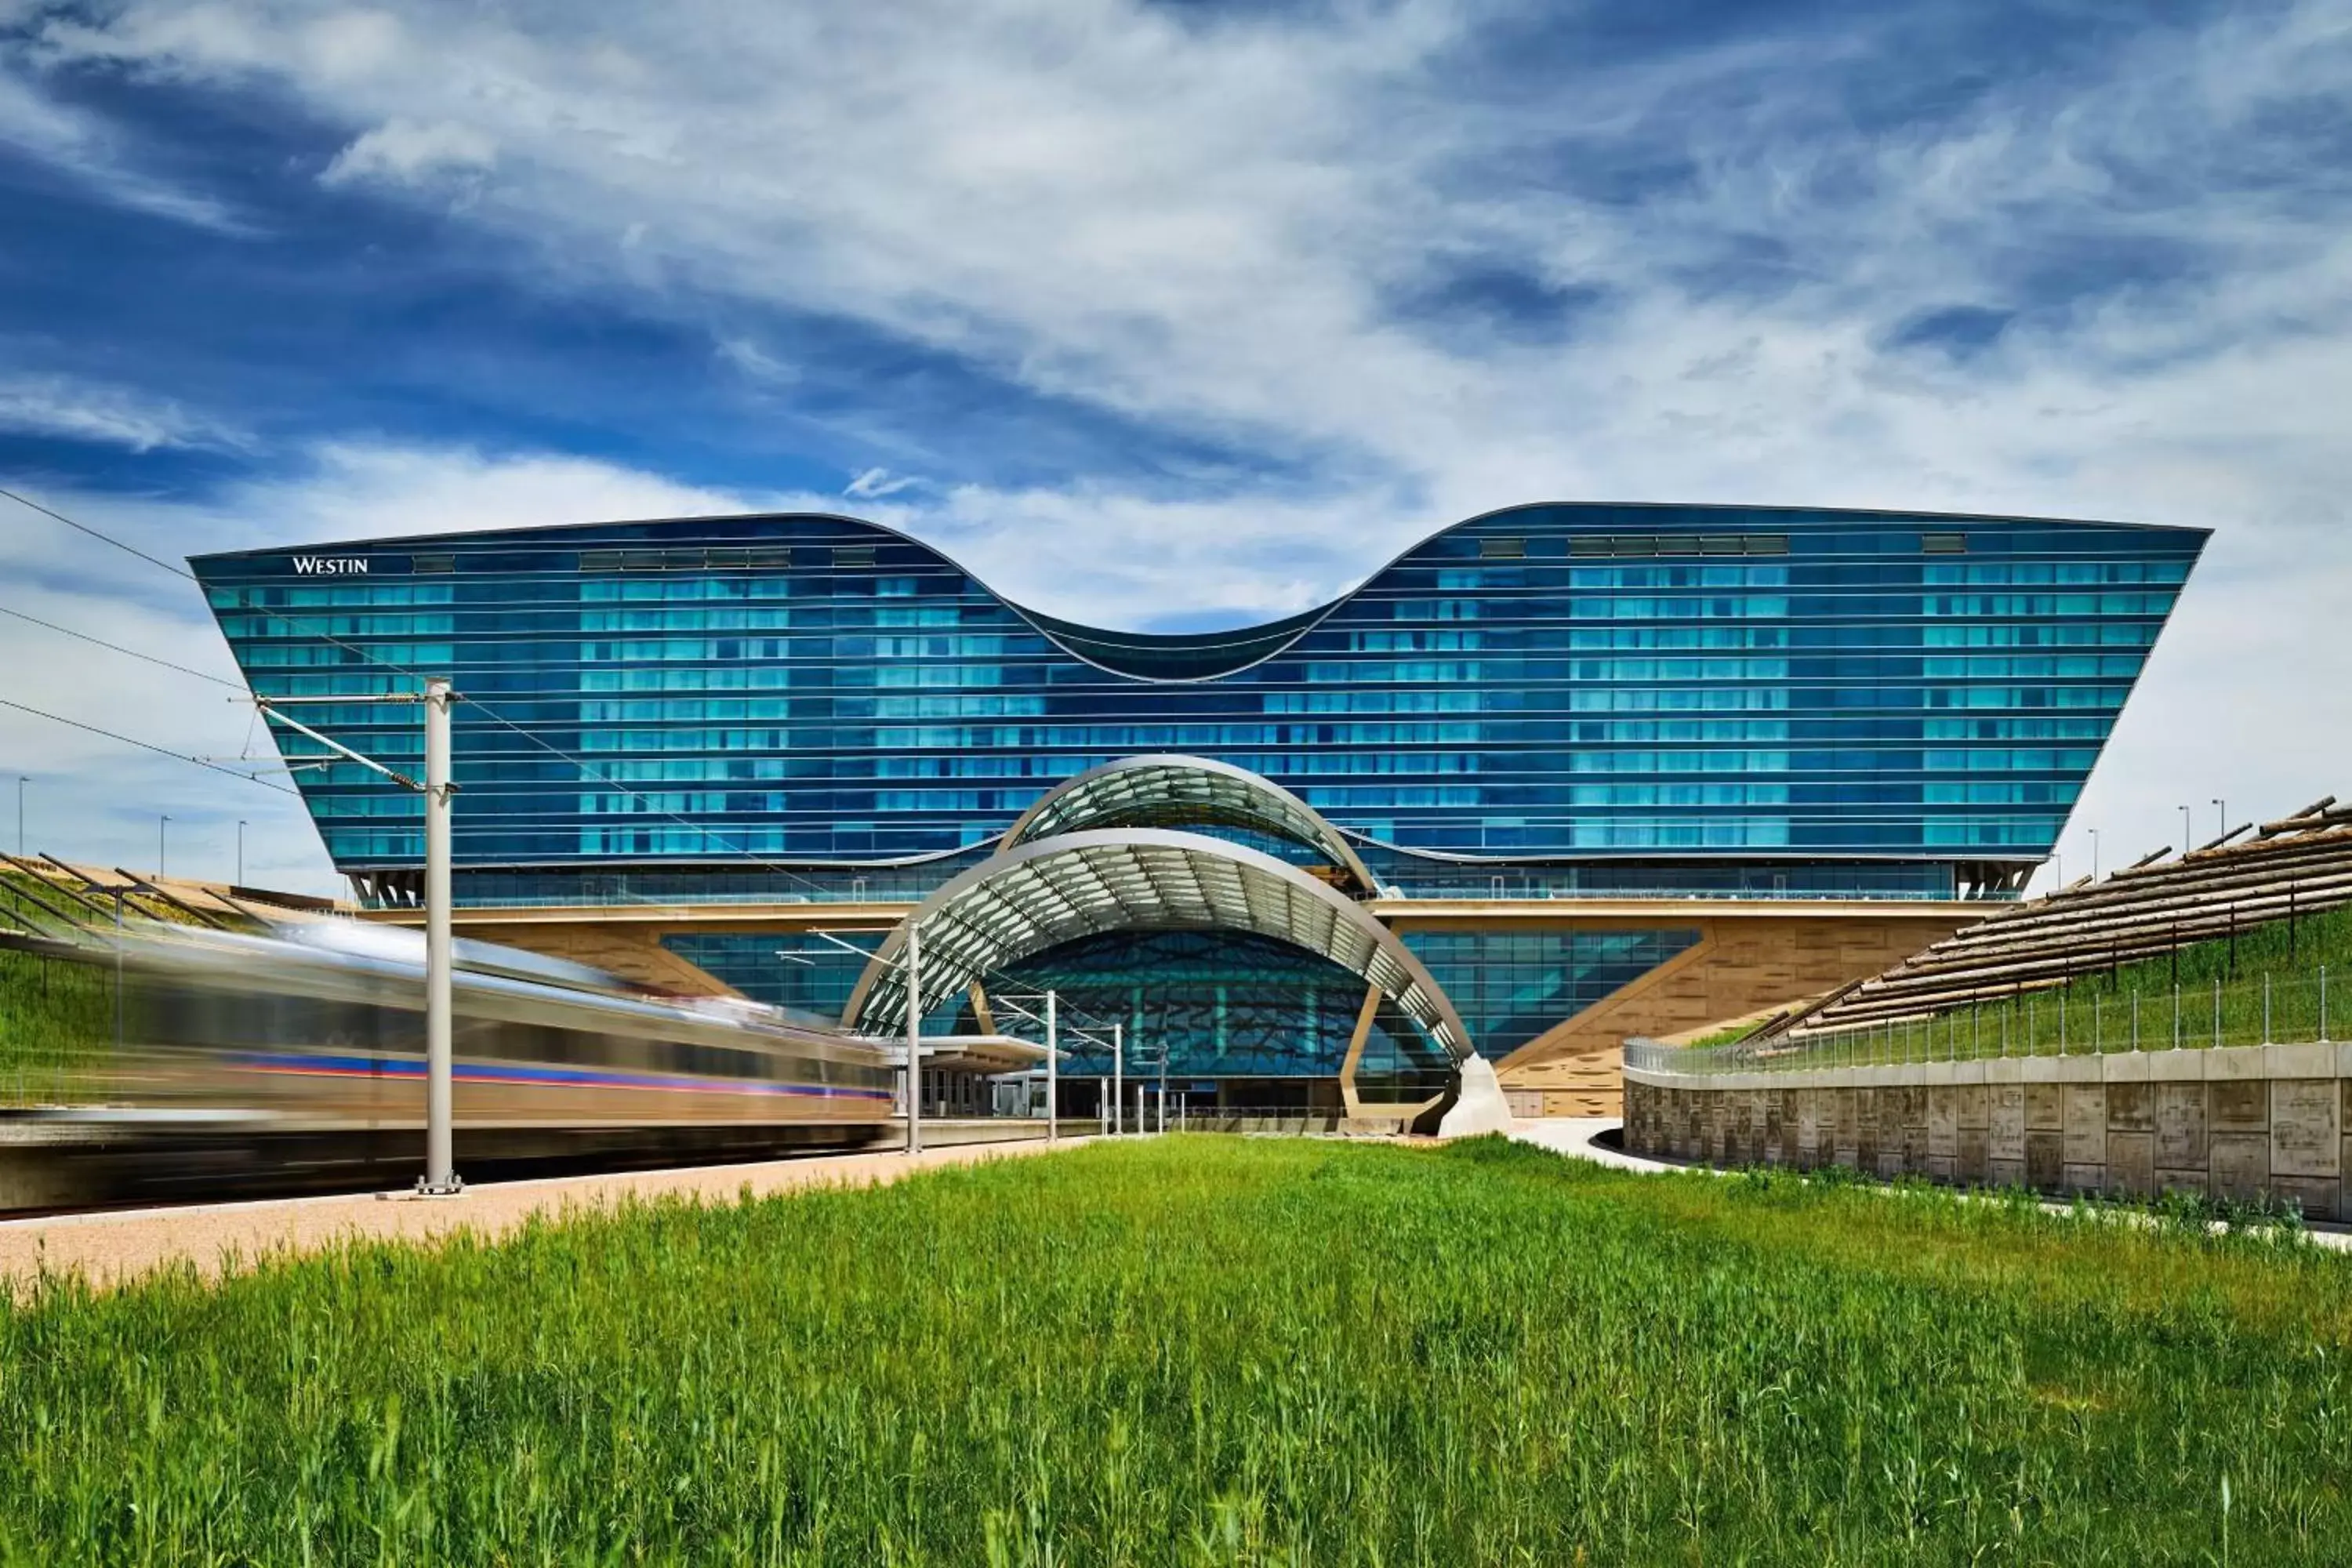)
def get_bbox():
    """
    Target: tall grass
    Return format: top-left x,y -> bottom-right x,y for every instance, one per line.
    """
7,1137 -> 2352,1564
